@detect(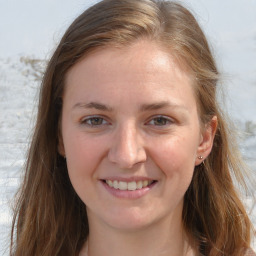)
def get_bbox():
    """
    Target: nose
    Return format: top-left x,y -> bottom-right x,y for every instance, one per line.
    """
108,123 -> 147,169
